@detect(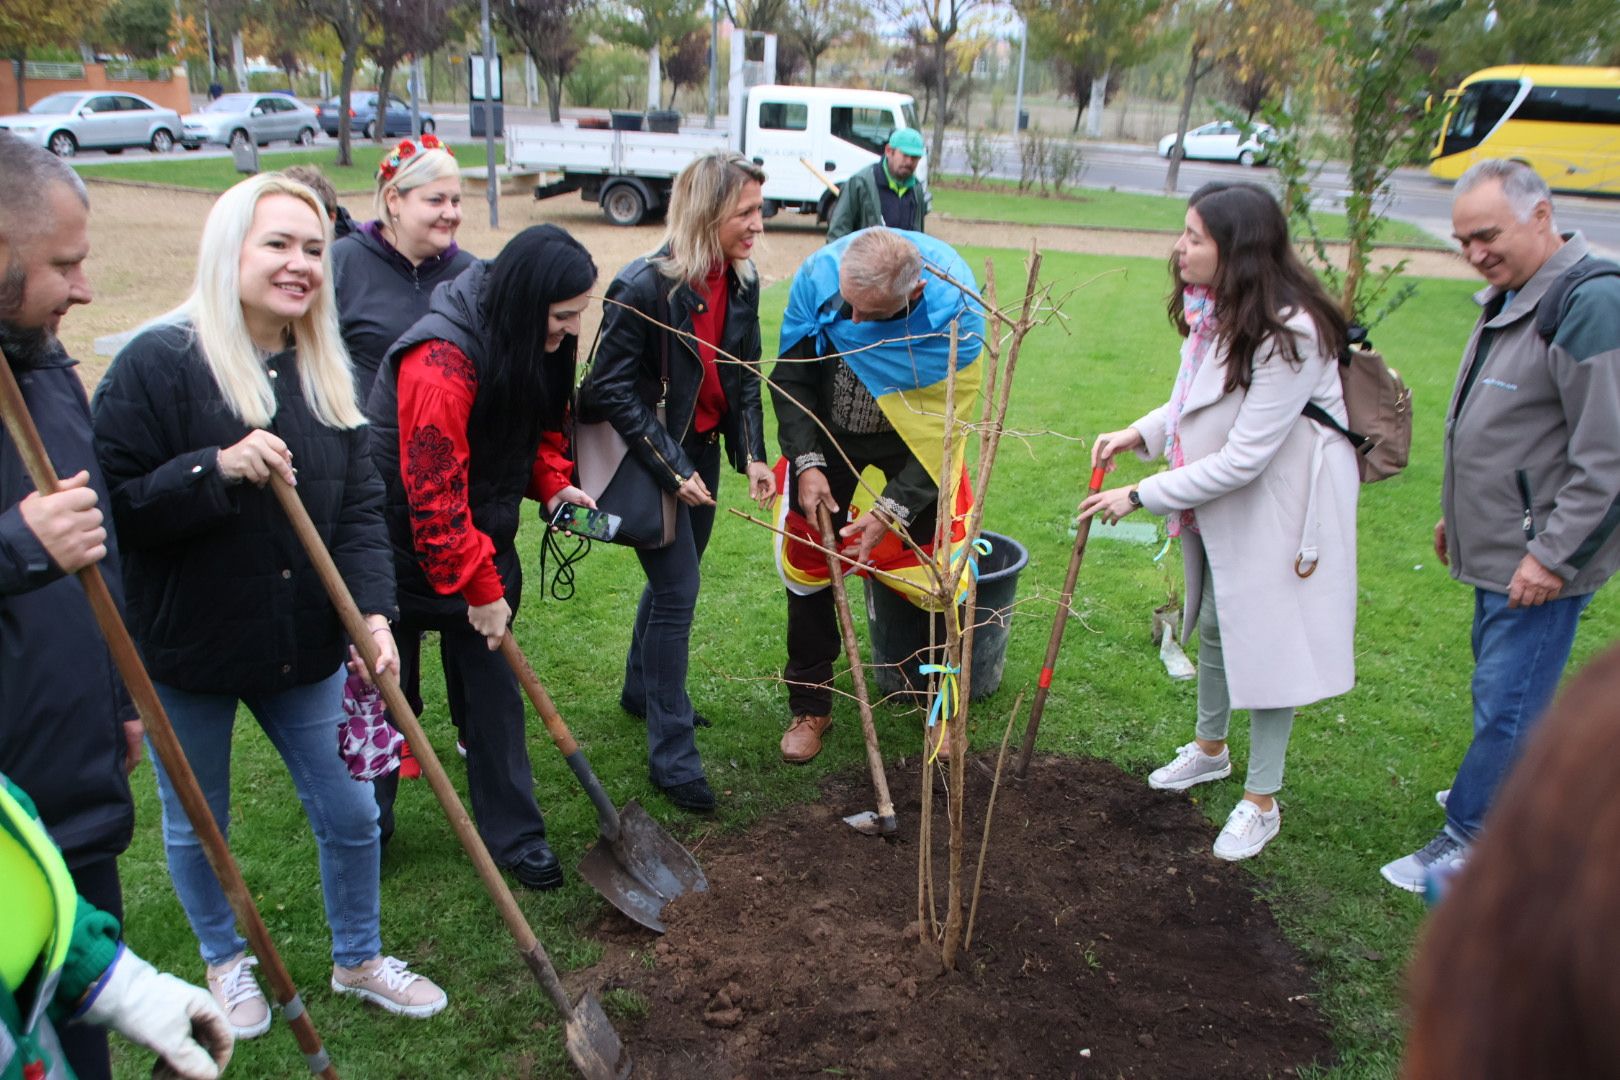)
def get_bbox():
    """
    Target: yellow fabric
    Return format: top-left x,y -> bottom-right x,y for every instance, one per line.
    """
0,810 -> 56,988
